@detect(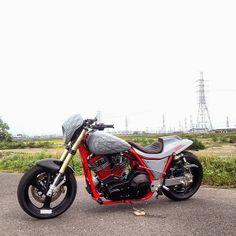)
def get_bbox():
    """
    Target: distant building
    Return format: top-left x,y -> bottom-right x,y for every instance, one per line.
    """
213,128 -> 236,133
12,134 -> 29,140
189,128 -> 210,133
